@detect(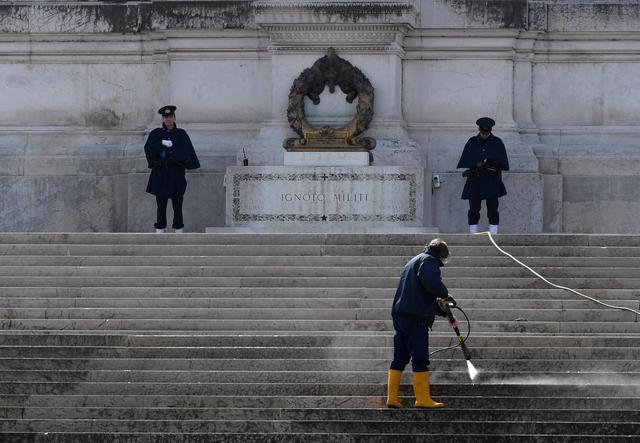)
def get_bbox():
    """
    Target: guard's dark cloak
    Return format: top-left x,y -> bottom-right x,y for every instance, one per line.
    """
144,124 -> 200,198
456,134 -> 509,200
